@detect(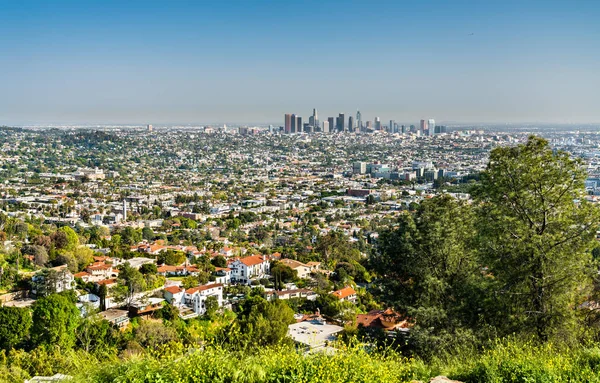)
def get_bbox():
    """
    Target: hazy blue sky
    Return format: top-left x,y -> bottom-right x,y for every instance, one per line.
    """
0,0 -> 599,125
